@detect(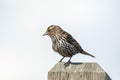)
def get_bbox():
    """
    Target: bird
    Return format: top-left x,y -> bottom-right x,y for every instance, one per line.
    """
43,25 -> 95,66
